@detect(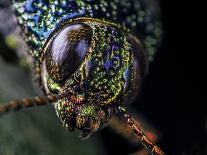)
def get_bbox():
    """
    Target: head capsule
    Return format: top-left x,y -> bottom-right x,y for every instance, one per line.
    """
41,18 -> 147,137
